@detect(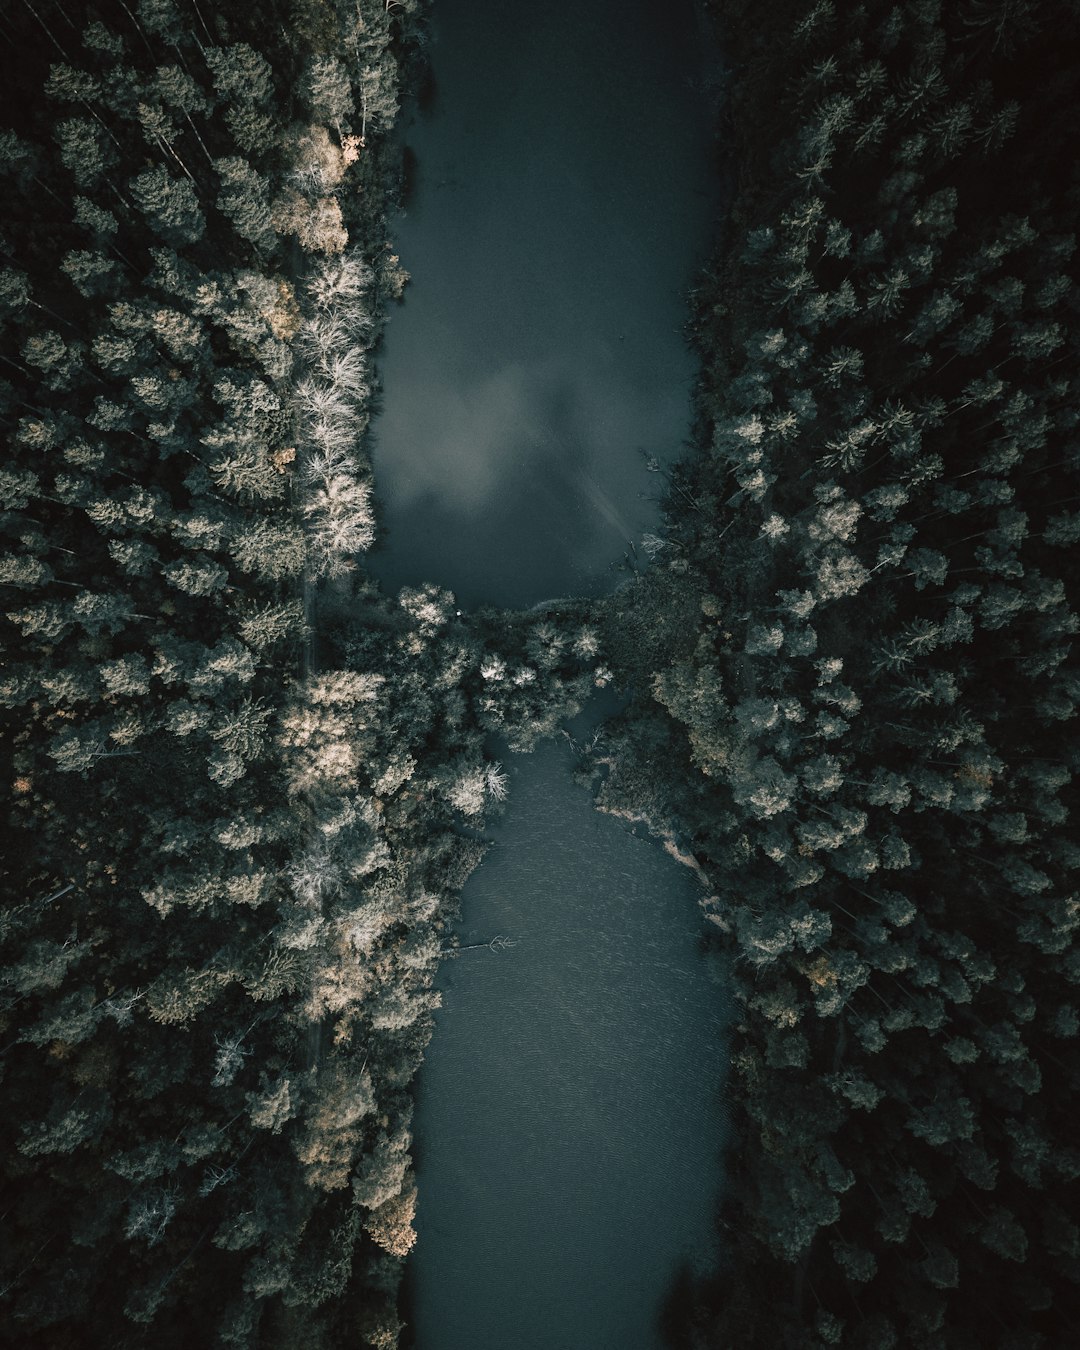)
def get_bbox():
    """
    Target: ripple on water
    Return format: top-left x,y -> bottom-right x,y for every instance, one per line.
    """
407,739 -> 731,1350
